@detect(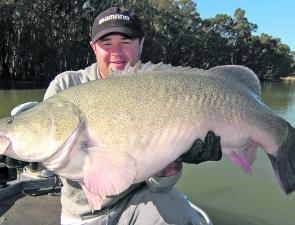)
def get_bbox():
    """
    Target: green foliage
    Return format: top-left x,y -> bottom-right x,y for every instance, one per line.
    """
199,8 -> 294,80
0,0 -> 294,85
